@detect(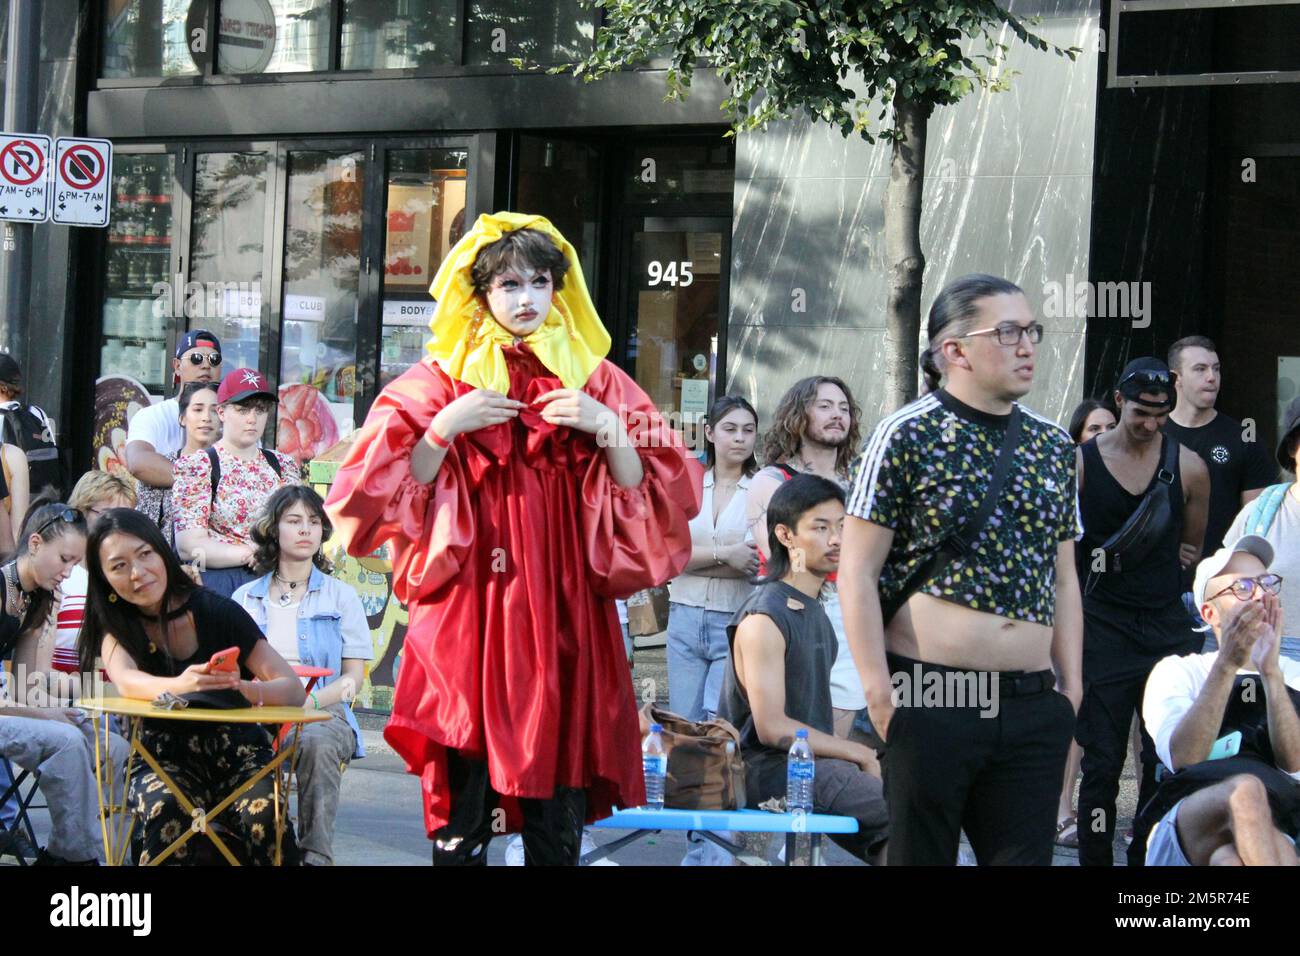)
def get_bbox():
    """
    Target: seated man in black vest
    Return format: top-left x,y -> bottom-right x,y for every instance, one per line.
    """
1138,535 -> 1300,864
719,474 -> 889,863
